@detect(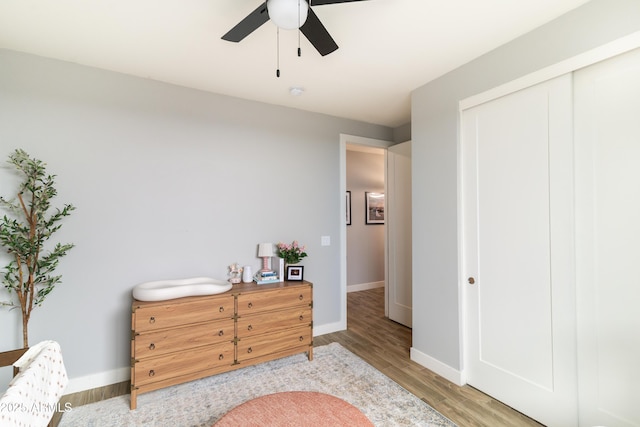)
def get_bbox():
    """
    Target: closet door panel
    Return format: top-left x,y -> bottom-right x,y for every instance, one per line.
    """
574,47 -> 640,427
461,74 -> 577,427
